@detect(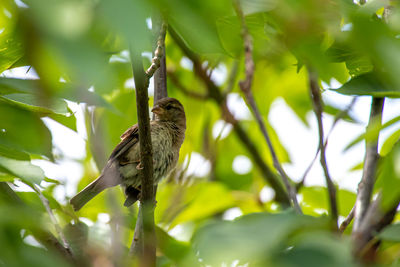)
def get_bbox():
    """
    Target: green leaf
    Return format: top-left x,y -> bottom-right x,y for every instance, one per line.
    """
0,156 -> 44,184
344,115 -> 400,152
375,142 -> 400,210
192,212 -> 328,266
216,13 -> 269,58
326,42 -> 373,76
274,231 -> 356,267
377,224 -> 400,242
300,186 -> 356,217
169,182 -> 235,228
46,109 -> 77,132
239,0 -> 277,15
0,94 -> 69,115
0,145 -> 30,160
0,100 -> 53,159
332,72 -> 400,98
0,0 -> 23,73
156,226 -> 194,263
381,128 -> 400,156
0,77 -> 115,110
